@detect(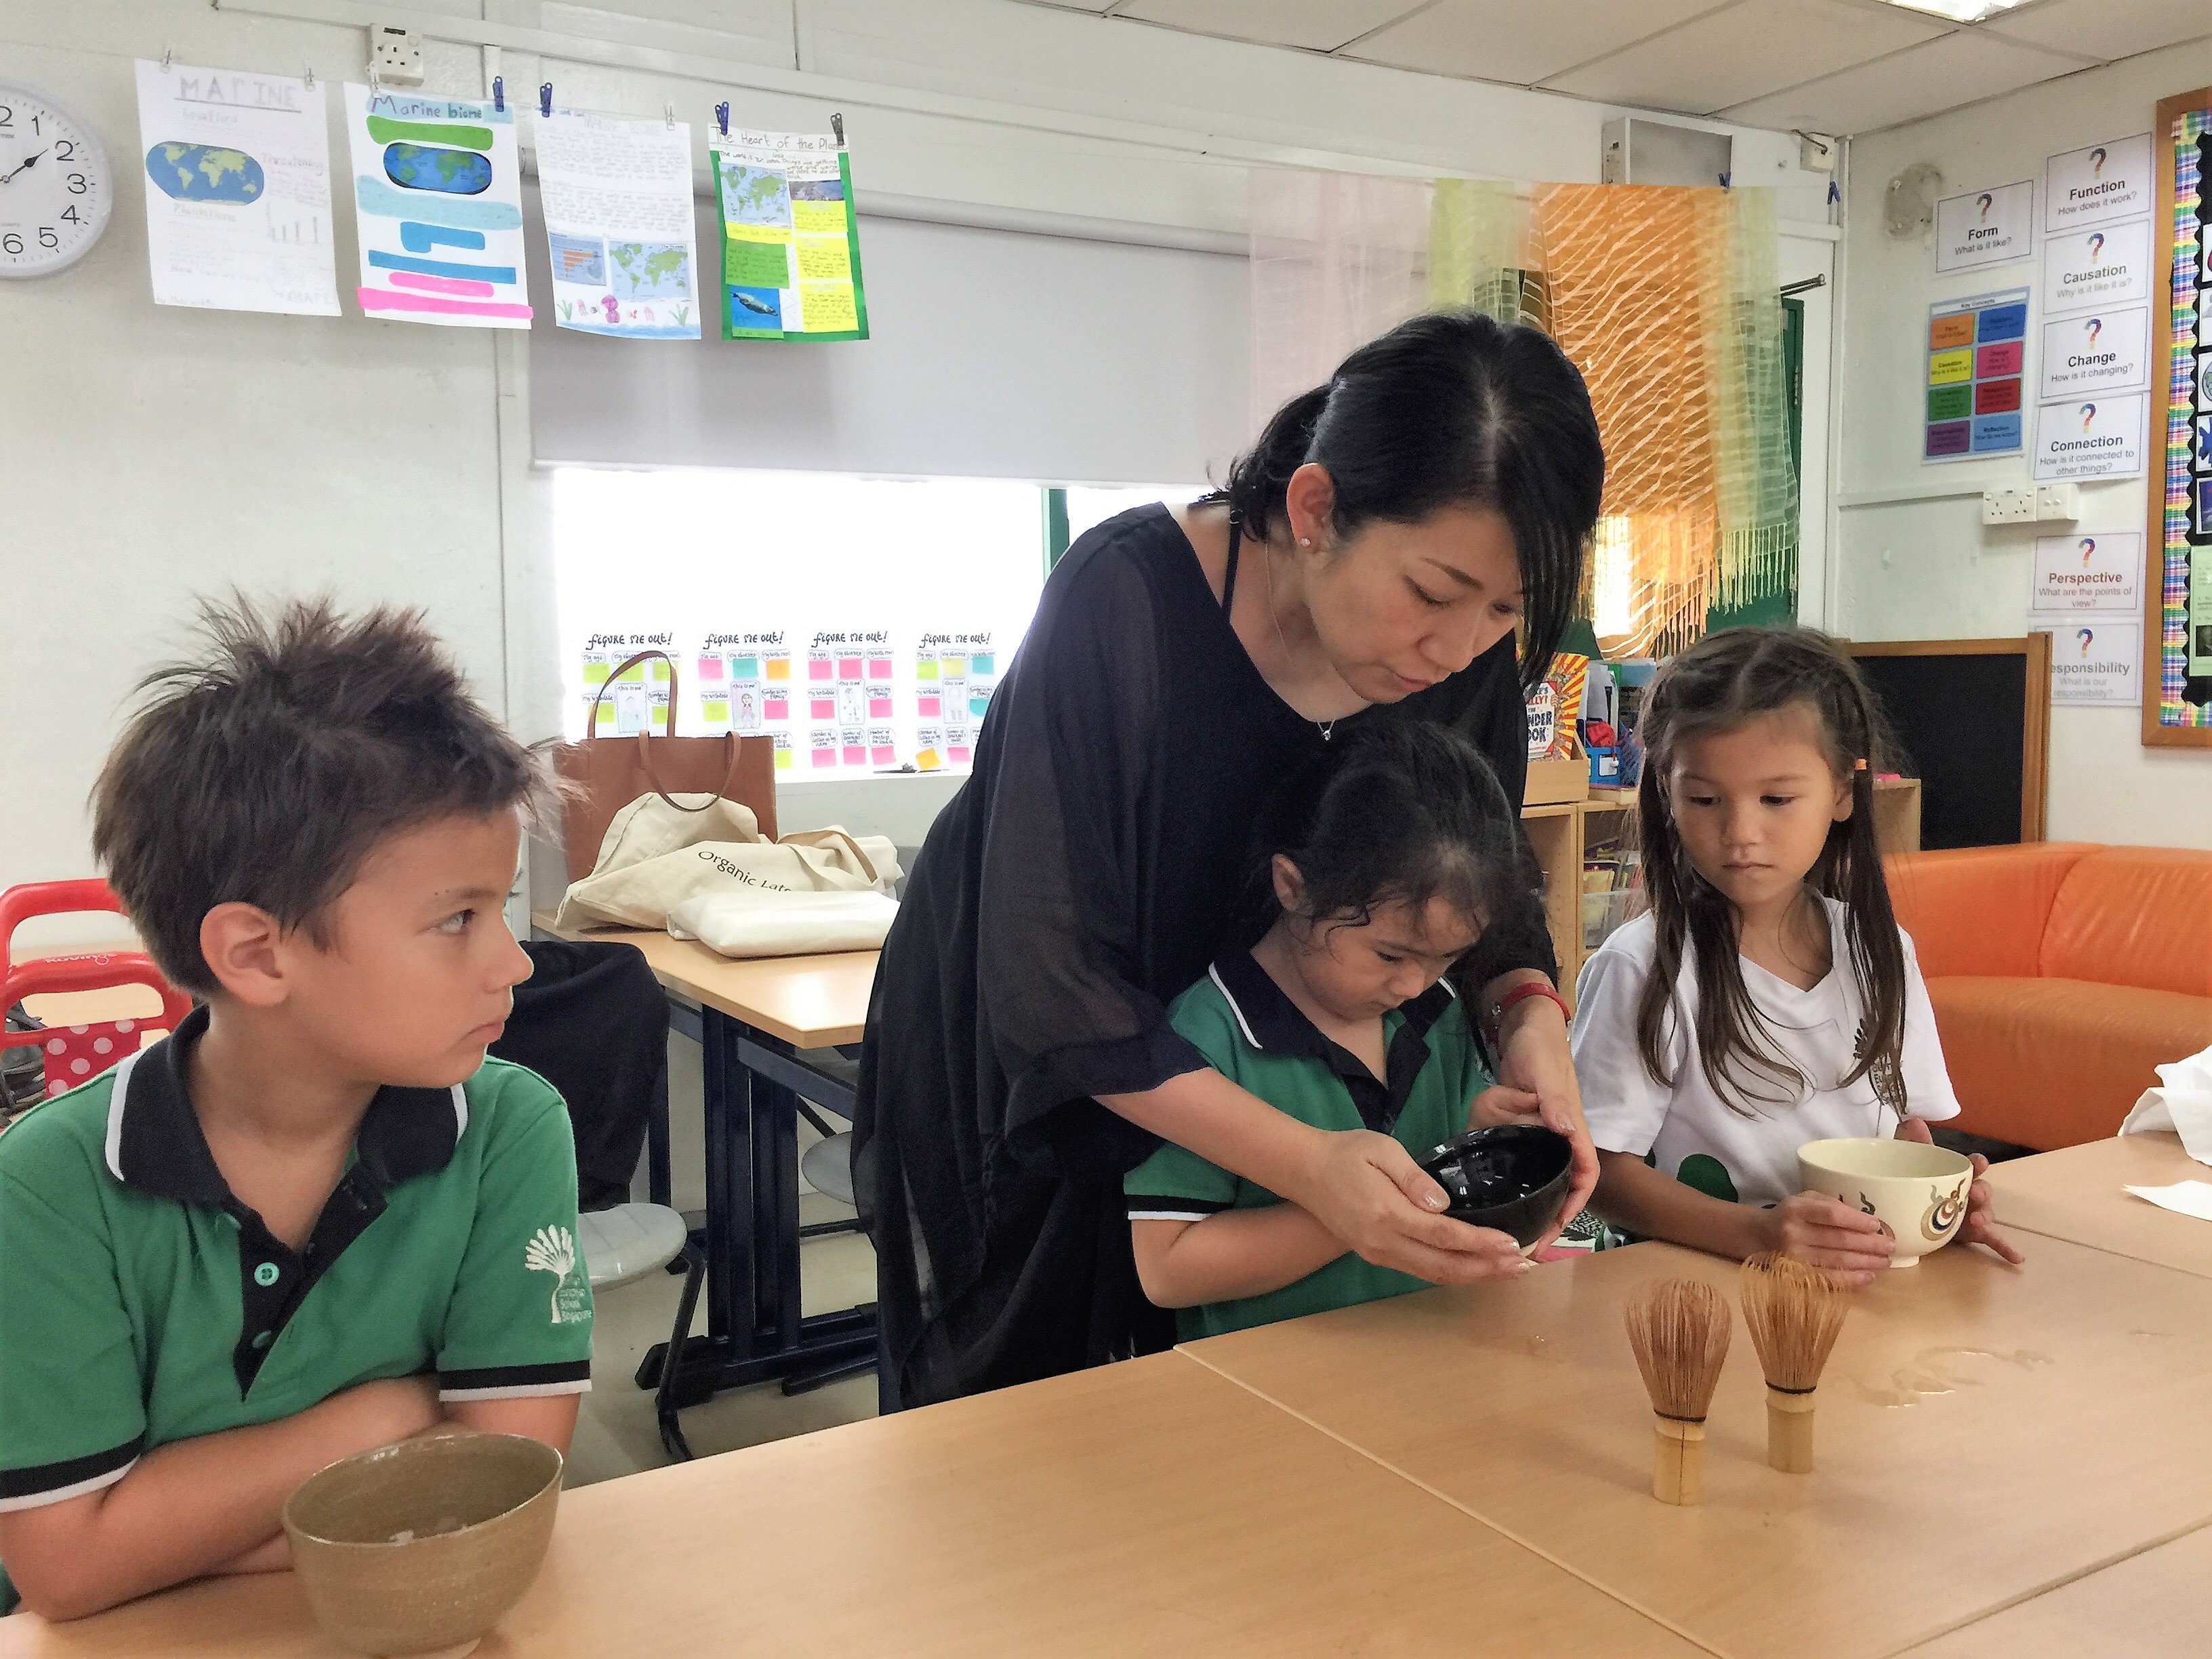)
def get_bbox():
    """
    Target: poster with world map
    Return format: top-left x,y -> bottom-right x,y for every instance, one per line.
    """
344,84 -> 529,327
709,125 -> 868,342
535,109 -> 699,340
134,60 -> 338,315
